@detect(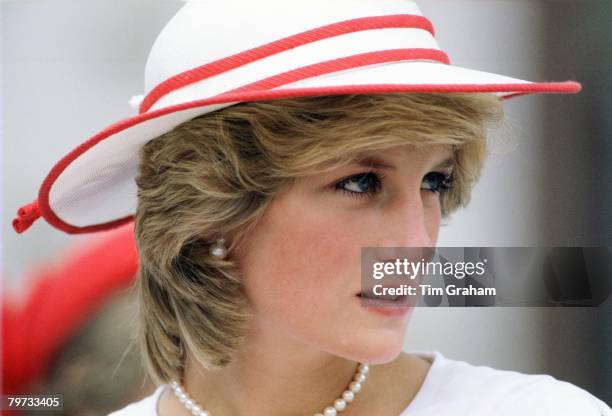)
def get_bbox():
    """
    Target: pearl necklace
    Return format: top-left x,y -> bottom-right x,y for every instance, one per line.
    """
169,362 -> 369,416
